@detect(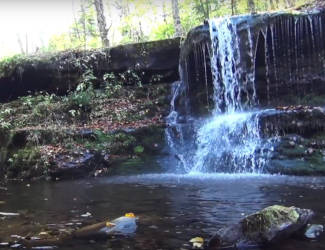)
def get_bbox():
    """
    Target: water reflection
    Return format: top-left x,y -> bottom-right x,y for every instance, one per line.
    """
0,174 -> 325,249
